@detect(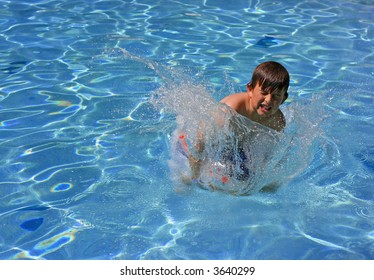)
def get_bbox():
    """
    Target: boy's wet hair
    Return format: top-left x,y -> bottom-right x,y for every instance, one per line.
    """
249,61 -> 289,103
